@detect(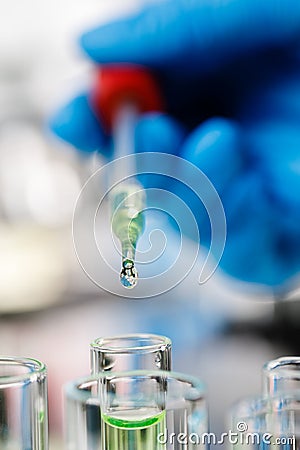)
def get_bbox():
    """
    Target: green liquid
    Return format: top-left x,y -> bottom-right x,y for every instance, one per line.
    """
102,409 -> 166,450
